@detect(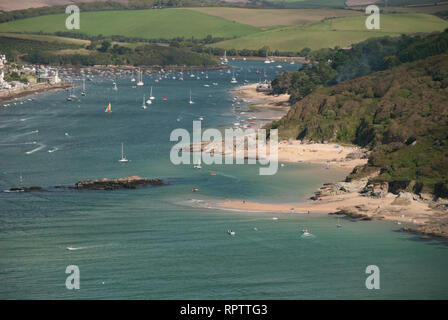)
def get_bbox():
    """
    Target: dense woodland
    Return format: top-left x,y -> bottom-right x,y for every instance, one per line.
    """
272,29 -> 448,103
